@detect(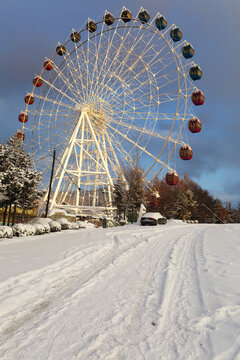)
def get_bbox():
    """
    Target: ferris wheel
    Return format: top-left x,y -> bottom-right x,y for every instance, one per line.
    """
17,7 -> 204,215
